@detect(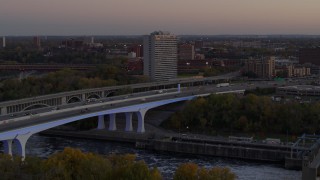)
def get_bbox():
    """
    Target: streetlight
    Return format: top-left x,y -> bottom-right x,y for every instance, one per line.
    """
186,126 -> 189,138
